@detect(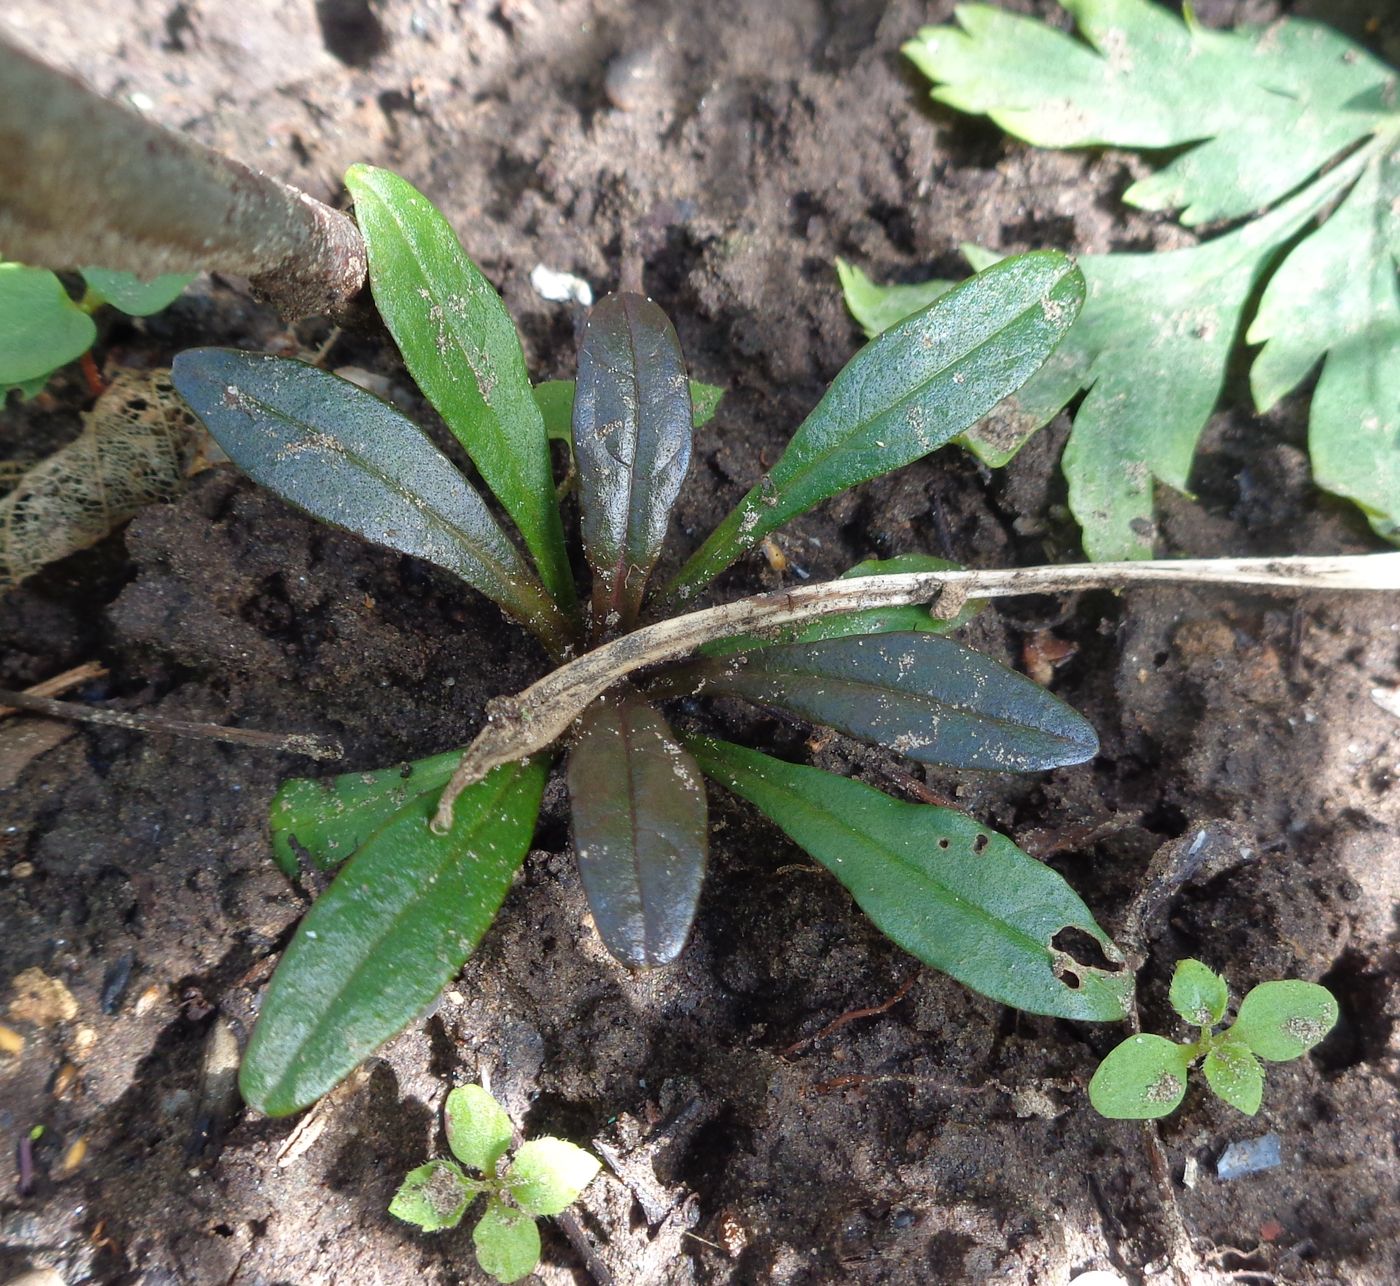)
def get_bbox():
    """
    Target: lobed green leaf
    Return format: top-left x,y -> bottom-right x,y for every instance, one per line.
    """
567,688 -> 708,967
1203,1040 -> 1264,1116
664,252 -> 1084,600
0,263 -> 95,388
574,293 -> 694,633
506,1138 -> 601,1217
687,737 -> 1130,1022
660,633 -> 1098,773
239,758 -> 547,1116
445,1084 -> 514,1174
344,164 -> 577,618
1169,958 -> 1228,1028
1088,1033 -> 1193,1119
473,1200 -> 541,1284
171,349 -> 572,655
1232,980 -> 1339,1062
